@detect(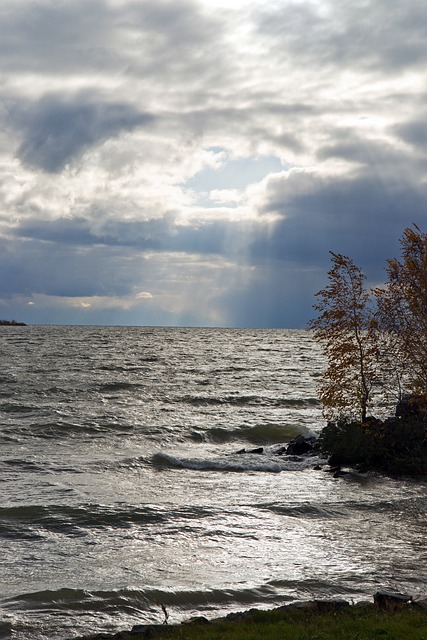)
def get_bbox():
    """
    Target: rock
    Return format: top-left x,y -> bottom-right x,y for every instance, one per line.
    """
333,468 -> 349,478
128,624 -> 181,637
274,446 -> 288,456
183,616 -> 211,625
281,599 -> 350,613
413,596 -> 427,610
324,465 -> 341,473
328,453 -> 344,466
374,591 -> 411,610
313,600 -> 350,613
248,447 -> 264,454
286,435 -> 314,455
225,608 -> 259,622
